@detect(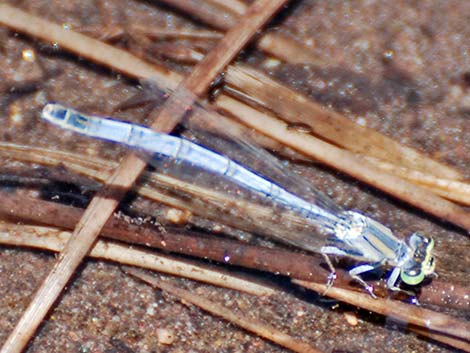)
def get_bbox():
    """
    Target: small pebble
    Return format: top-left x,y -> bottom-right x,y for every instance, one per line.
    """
8,103 -> 22,125
165,208 -> 191,224
263,57 -> 281,69
156,328 -> 175,345
21,48 -> 36,63
68,331 -> 80,342
344,312 -> 358,326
